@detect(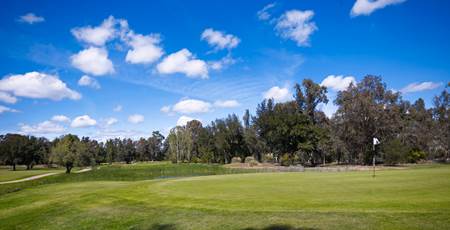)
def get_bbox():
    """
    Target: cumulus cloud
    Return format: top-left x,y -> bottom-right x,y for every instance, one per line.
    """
214,100 -> 240,108
20,120 -> 65,134
275,10 -> 317,47
263,86 -> 293,102
71,115 -> 97,128
400,82 -> 442,93
172,99 -> 211,114
18,13 -> 45,24
71,16 -> 118,46
0,72 -> 81,101
124,32 -> 164,64
113,105 -> 123,112
320,75 -> 356,91
78,75 -> 100,89
156,49 -> 208,79
0,91 -> 17,104
201,28 -> 240,50
128,114 -> 144,124
351,0 -> 406,17
51,115 -> 70,123
71,47 -> 114,76
177,115 -> 201,127
0,105 -> 18,114
257,3 -> 276,21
